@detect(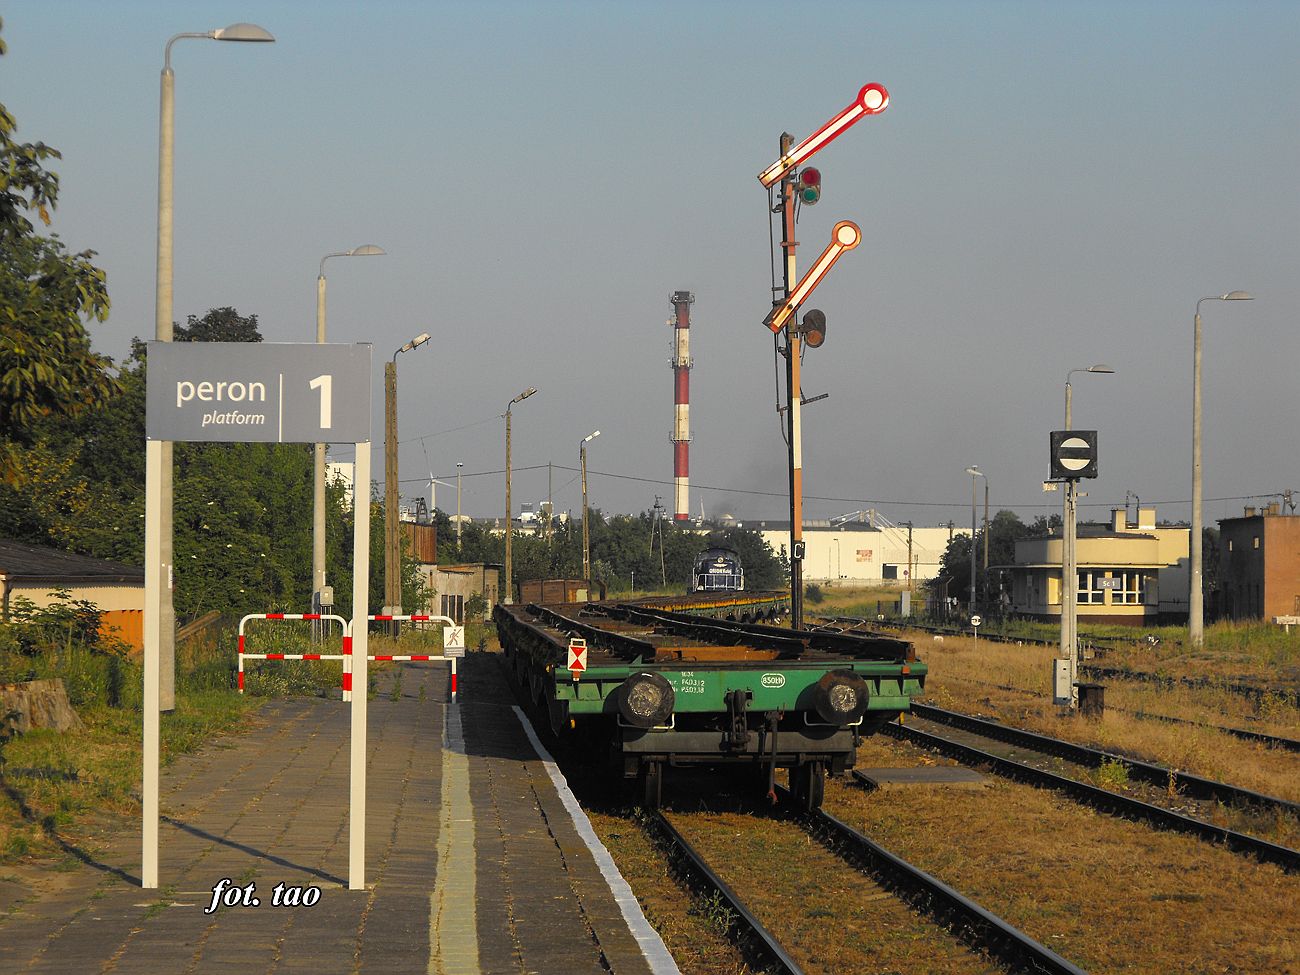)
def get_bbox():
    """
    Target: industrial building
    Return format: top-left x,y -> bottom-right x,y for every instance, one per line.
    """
743,515 -> 963,585
1217,502 -> 1300,621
